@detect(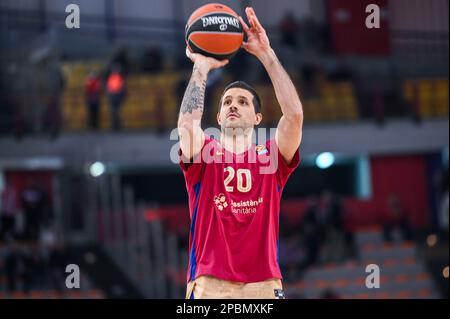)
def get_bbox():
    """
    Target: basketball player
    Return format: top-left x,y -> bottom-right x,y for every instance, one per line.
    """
178,7 -> 303,299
